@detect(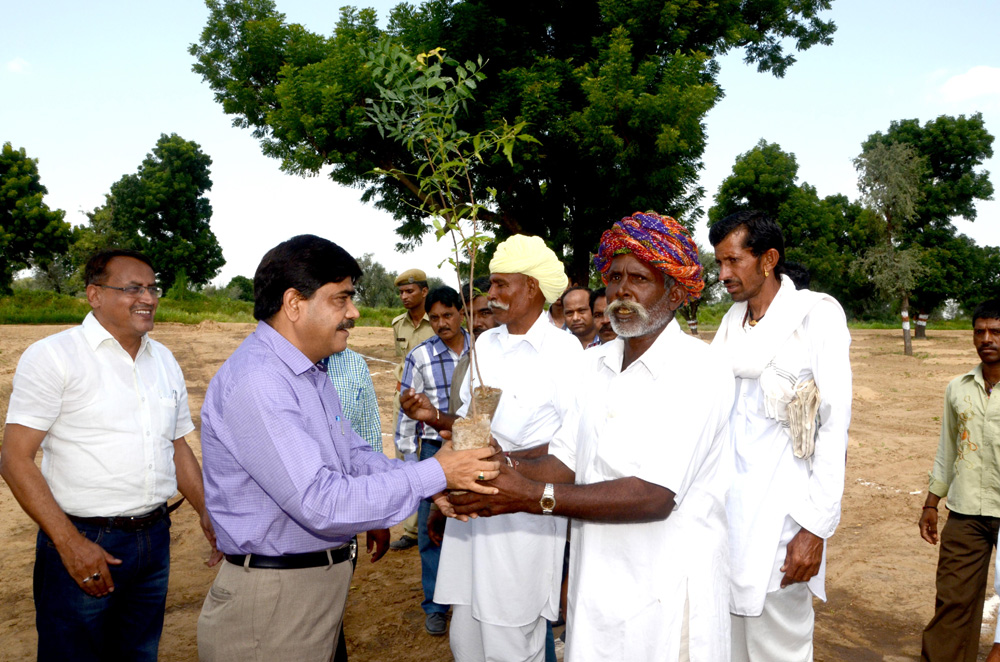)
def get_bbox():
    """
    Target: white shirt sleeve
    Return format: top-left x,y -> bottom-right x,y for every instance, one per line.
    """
787,299 -> 852,539
6,341 -> 64,431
